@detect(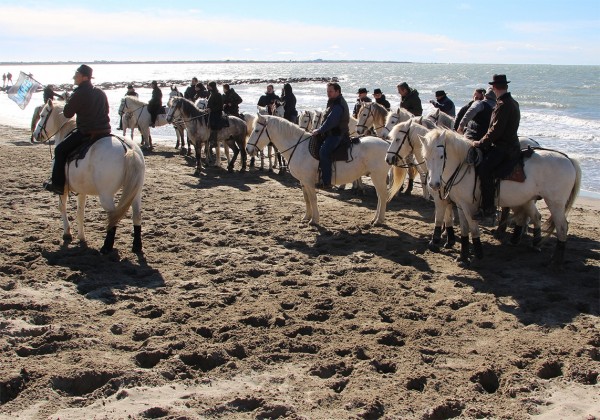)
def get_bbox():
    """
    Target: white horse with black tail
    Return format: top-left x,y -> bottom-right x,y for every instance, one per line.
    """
33,100 -> 145,254
246,114 -> 406,225
118,96 -> 169,149
419,128 -> 581,267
